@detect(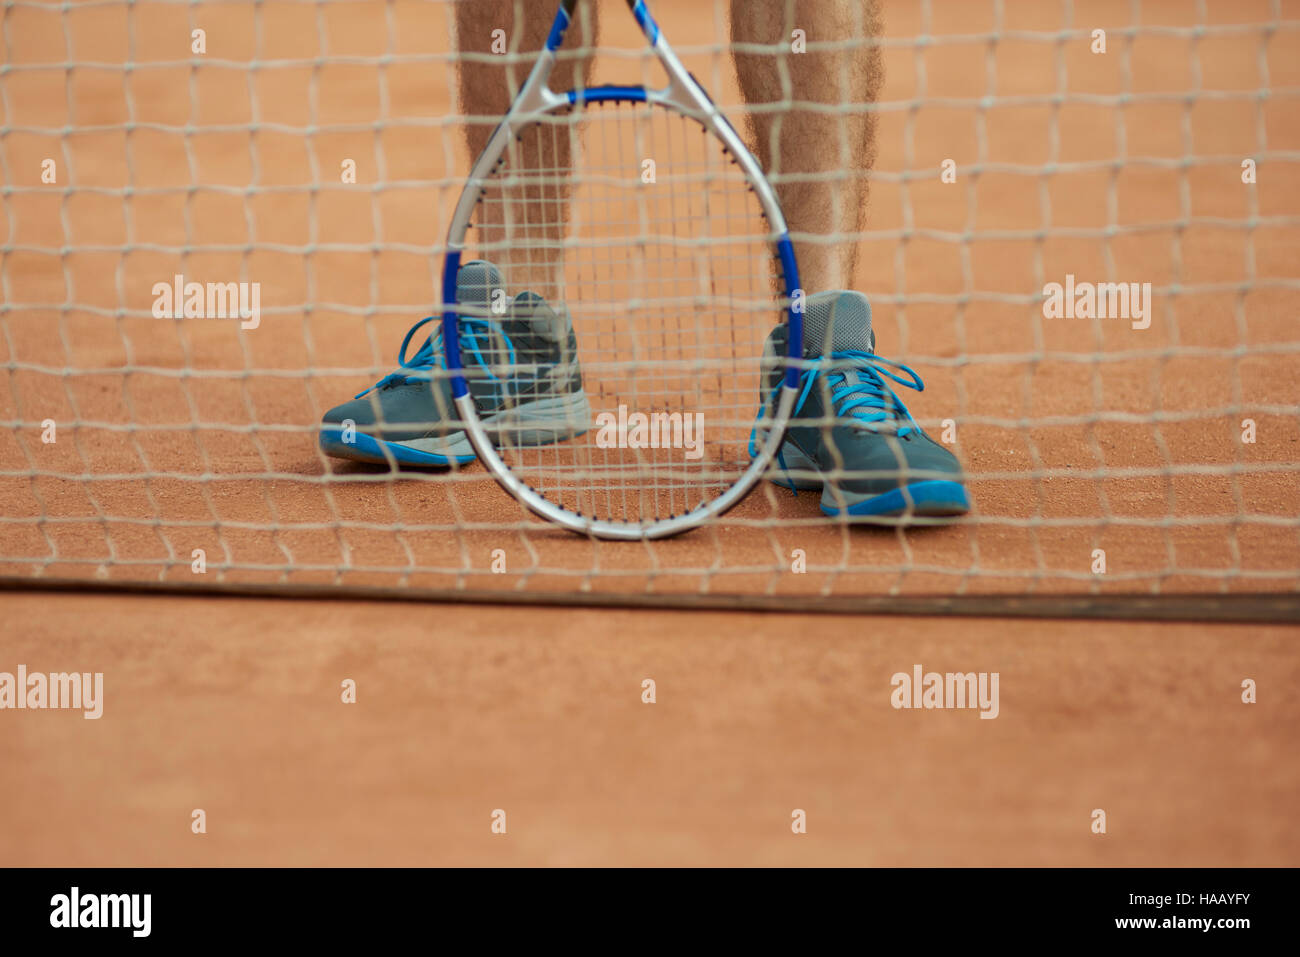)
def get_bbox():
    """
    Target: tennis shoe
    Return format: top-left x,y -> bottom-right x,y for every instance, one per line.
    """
752,290 -> 970,520
320,260 -> 590,466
